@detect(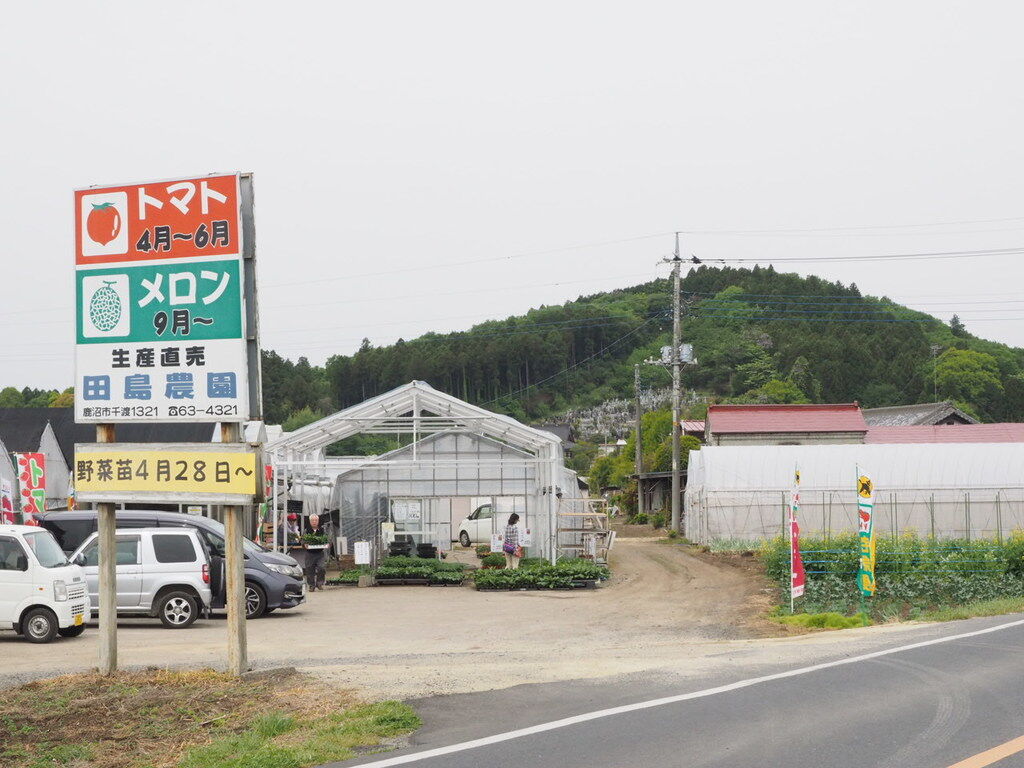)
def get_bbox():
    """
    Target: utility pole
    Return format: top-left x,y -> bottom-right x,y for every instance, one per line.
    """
931,344 -> 942,401
634,363 -> 644,520
670,234 -> 683,533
